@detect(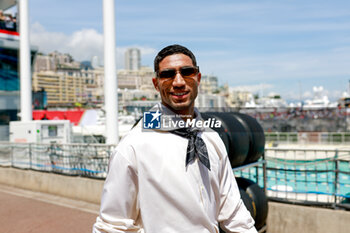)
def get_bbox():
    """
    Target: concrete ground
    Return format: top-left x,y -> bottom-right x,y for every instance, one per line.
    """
0,184 -> 100,233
